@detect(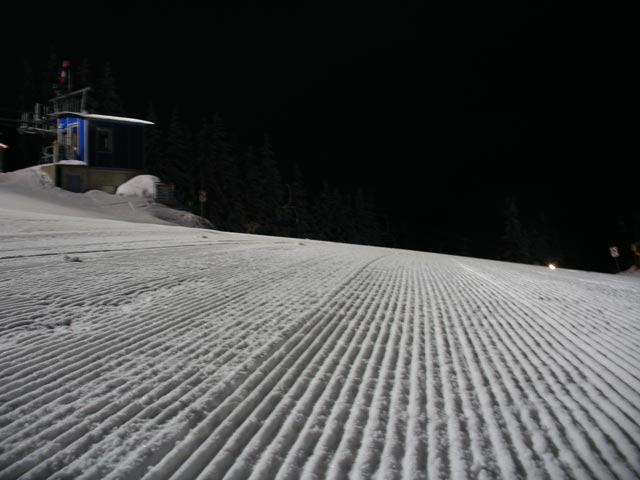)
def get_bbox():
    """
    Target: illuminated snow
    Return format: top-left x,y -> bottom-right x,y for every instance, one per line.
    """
1,167 -> 639,479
